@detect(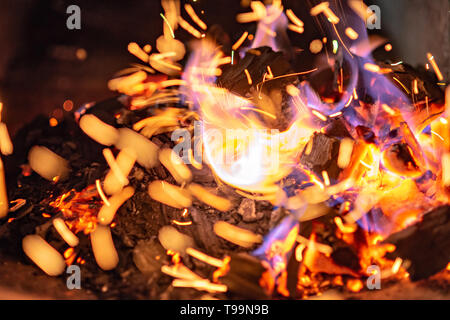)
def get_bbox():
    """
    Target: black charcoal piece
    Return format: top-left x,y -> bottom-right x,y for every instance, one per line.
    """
299,132 -> 341,180
384,205 -> 450,281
